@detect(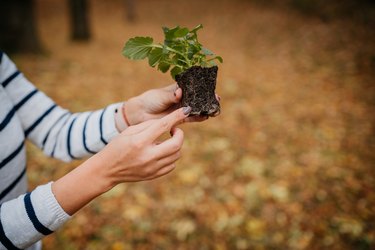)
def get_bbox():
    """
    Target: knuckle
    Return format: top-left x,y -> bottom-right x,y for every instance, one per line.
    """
143,166 -> 155,177
170,163 -> 176,170
160,119 -> 169,130
175,110 -> 183,120
170,141 -> 182,152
